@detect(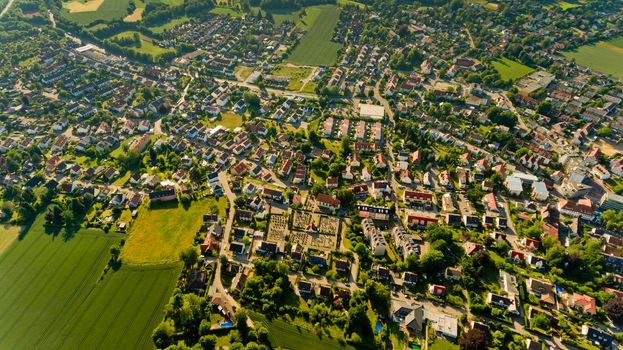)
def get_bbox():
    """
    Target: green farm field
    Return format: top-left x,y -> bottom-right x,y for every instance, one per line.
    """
491,57 -> 534,81
0,212 -> 180,350
564,37 -> 623,80
61,0 -> 131,25
286,5 -> 342,66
